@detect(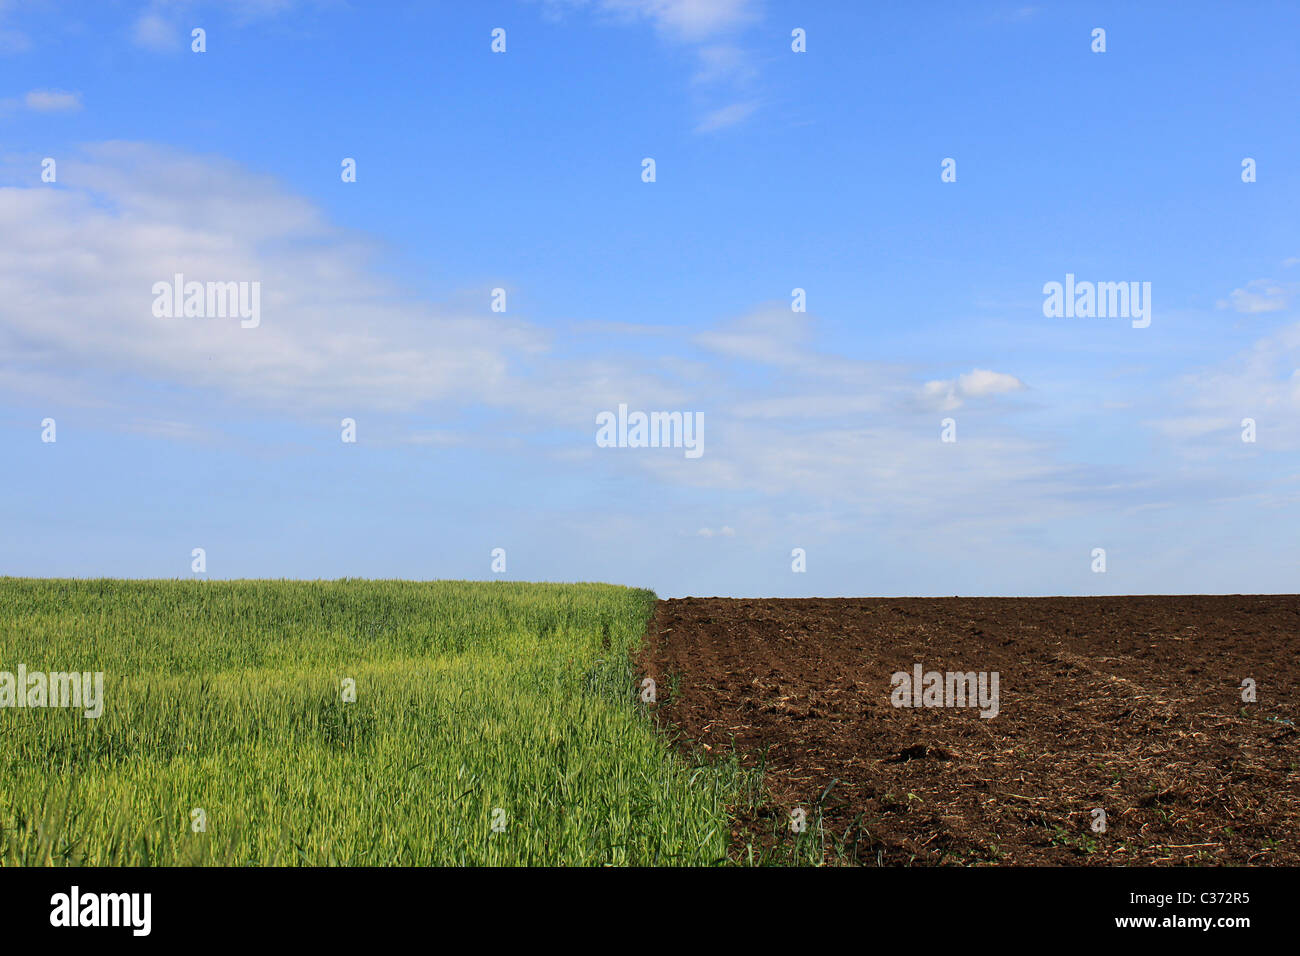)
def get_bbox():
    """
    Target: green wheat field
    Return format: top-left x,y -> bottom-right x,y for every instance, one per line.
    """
0,578 -> 745,866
